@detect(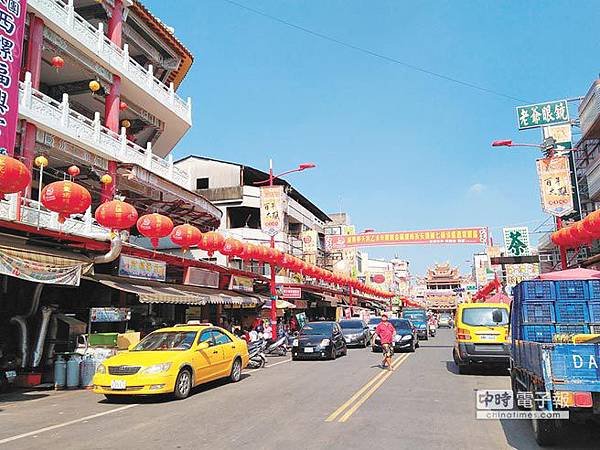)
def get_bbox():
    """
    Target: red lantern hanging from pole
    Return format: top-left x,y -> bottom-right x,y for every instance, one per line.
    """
170,224 -> 201,253
41,181 -> 91,223
221,237 -> 243,256
0,155 -> 30,199
95,200 -> 138,230
137,213 -> 174,249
